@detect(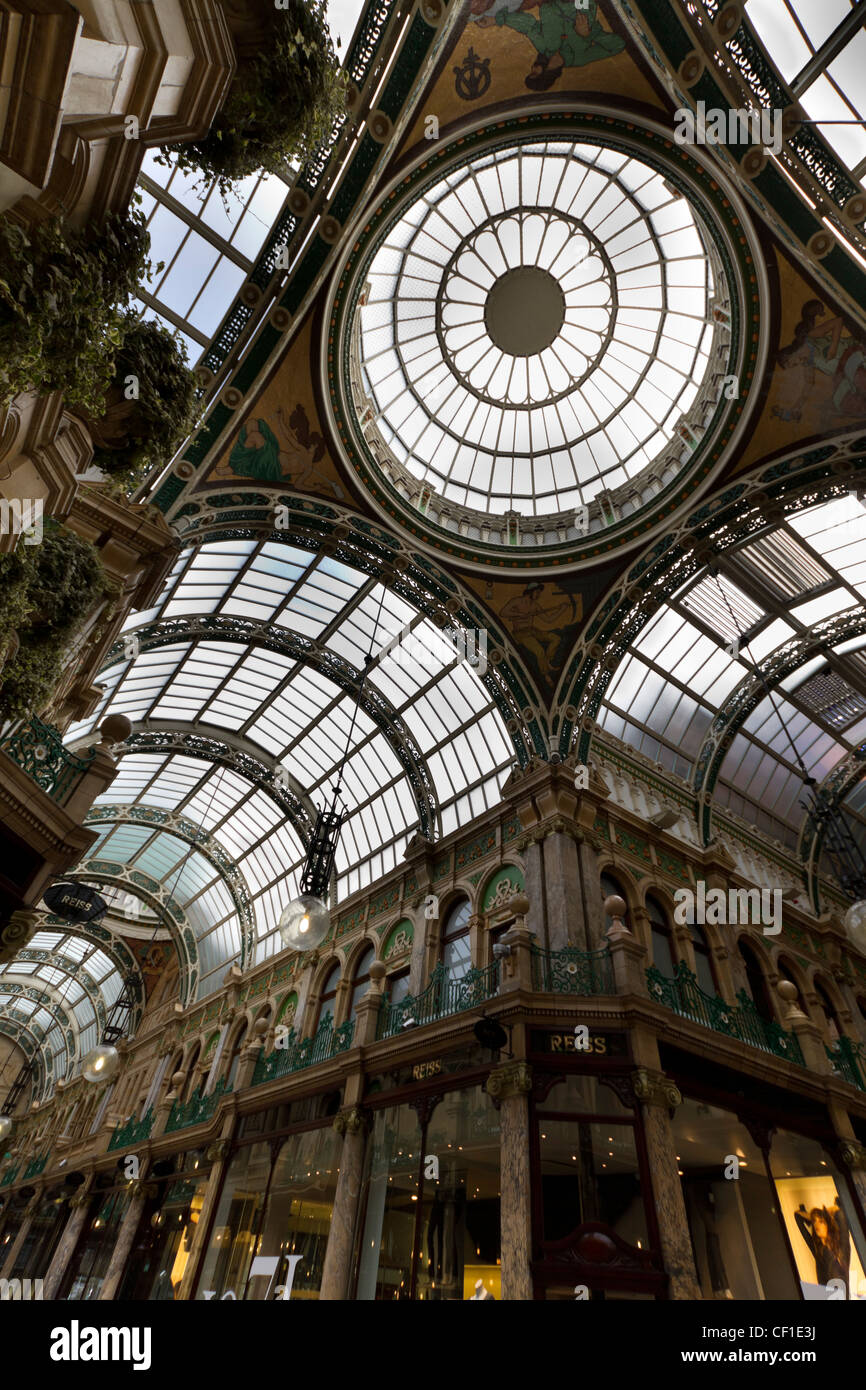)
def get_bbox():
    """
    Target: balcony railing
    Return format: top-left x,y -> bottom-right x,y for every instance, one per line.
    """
532,944 -> 614,995
647,962 -> 805,1066
377,961 -> 500,1041
166,1078 -> 231,1134
22,1153 -> 49,1180
827,1036 -> 866,1091
0,714 -> 95,805
108,1108 -> 155,1151
0,1165 -> 20,1188
252,1014 -> 355,1087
